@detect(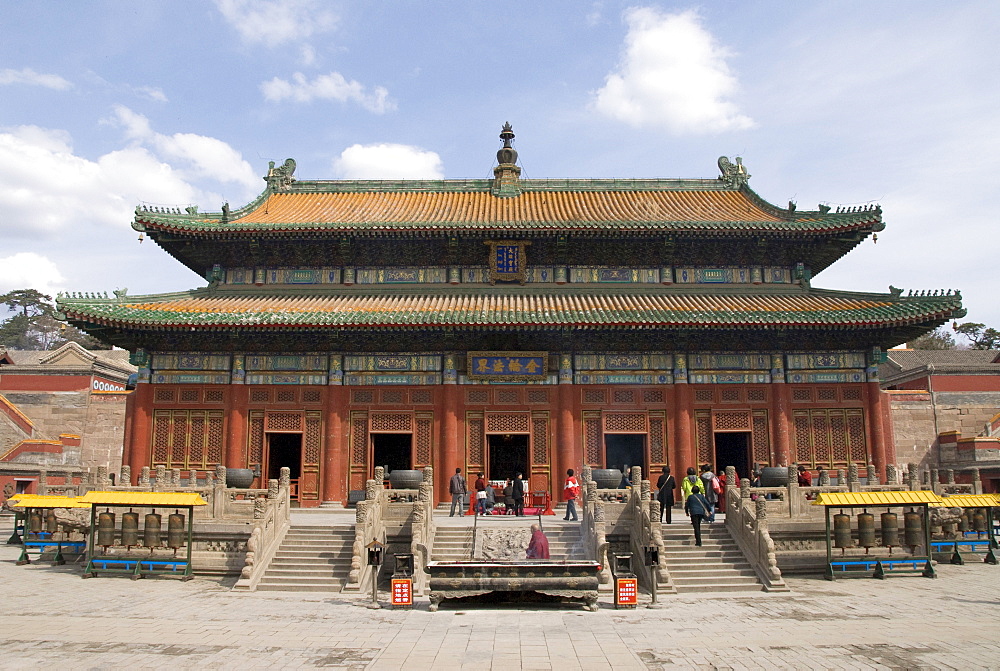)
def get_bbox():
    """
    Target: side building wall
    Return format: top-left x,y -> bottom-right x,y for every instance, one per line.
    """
888,389 -> 1000,467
